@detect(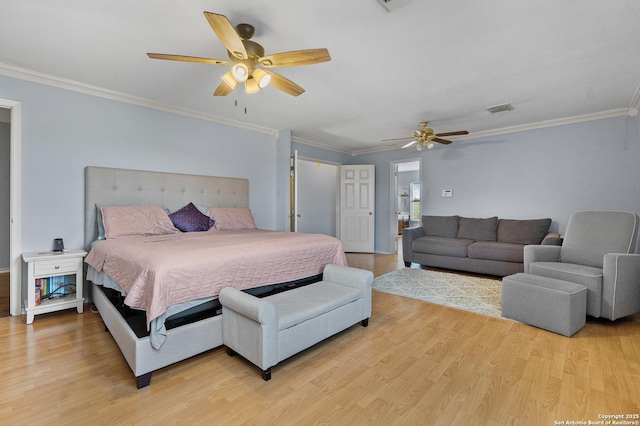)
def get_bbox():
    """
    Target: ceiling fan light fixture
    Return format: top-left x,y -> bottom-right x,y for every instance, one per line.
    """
231,63 -> 249,82
221,70 -> 238,90
245,77 -> 260,94
426,141 -> 435,150
253,68 -> 271,89
416,142 -> 424,151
